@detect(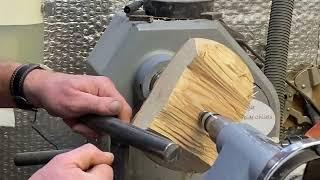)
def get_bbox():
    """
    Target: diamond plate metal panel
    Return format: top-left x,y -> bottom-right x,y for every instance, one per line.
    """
41,0 -> 320,77
43,0 -> 129,74
0,109 -> 86,179
213,0 -> 320,72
